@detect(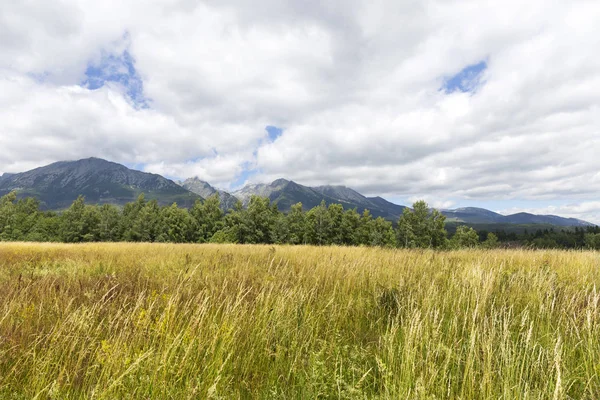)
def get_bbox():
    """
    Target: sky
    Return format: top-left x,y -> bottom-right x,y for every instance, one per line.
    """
1,0 -> 600,223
